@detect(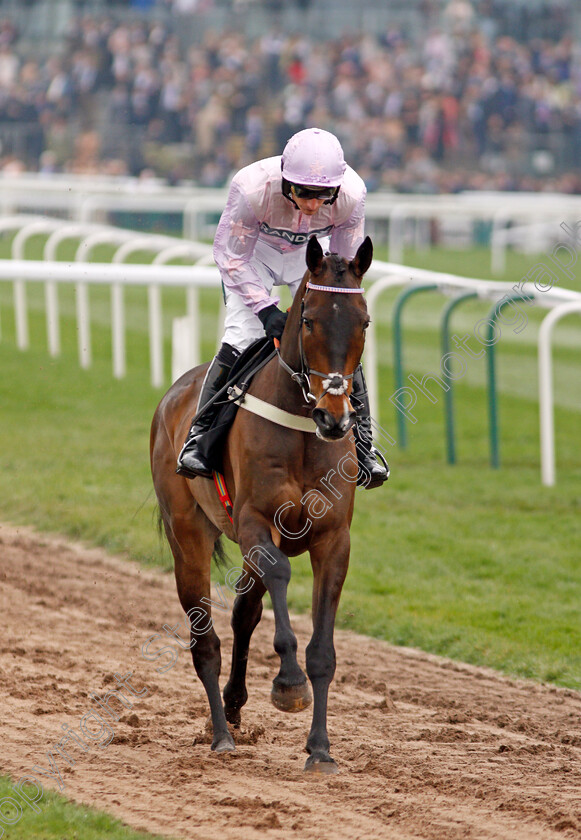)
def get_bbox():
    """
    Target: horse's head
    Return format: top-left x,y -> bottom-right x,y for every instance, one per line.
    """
293,234 -> 373,442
